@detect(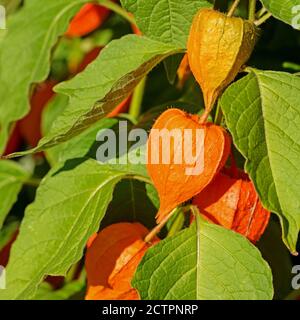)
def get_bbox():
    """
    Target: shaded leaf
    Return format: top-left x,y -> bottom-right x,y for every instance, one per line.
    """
0,221 -> 19,251
163,54 -> 184,85
102,180 -> 157,229
0,0 -> 90,153
220,70 -> 300,253
0,160 -> 29,228
257,218 -> 293,300
33,280 -> 85,300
